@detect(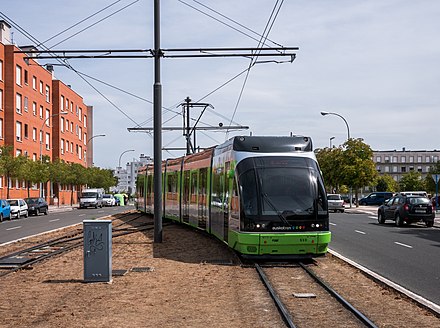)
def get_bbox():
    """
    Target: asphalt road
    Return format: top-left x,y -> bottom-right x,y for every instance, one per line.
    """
329,210 -> 440,306
0,205 -> 135,245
